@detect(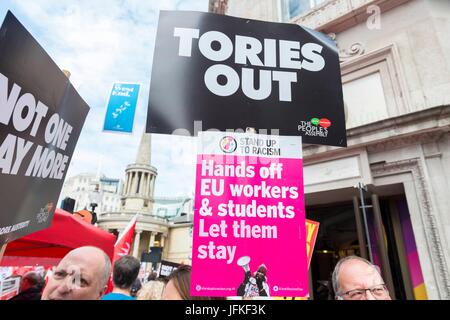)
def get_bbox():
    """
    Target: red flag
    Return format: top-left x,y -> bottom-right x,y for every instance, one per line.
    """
105,215 -> 138,294
113,214 -> 138,262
